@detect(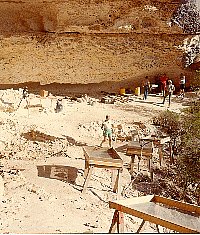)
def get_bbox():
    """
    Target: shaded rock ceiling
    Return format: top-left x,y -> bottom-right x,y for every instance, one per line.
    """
0,0 -> 183,35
